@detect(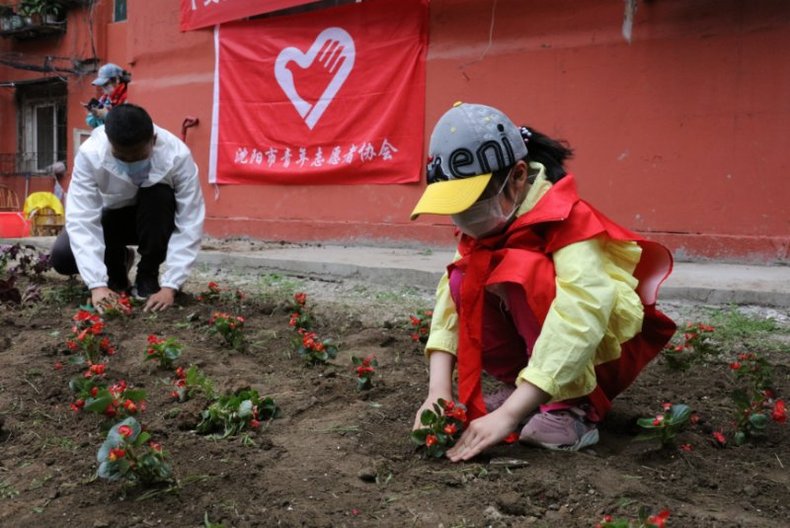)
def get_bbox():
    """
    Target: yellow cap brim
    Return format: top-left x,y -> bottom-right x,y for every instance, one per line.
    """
410,173 -> 492,220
